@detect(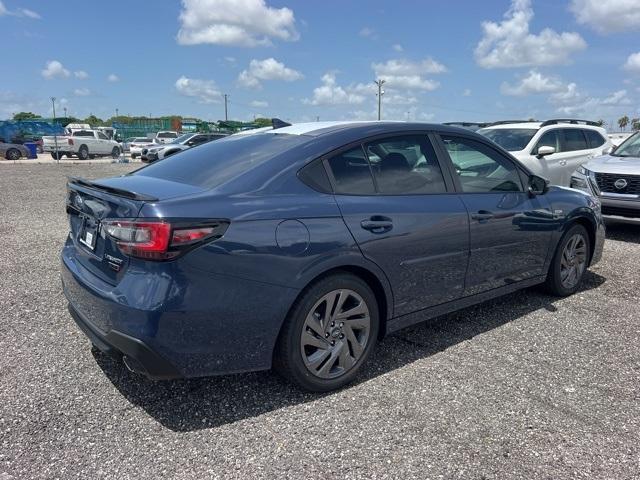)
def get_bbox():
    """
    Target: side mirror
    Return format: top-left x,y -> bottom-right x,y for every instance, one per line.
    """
602,145 -> 614,155
536,145 -> 556,157
528,174 -> 549,196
